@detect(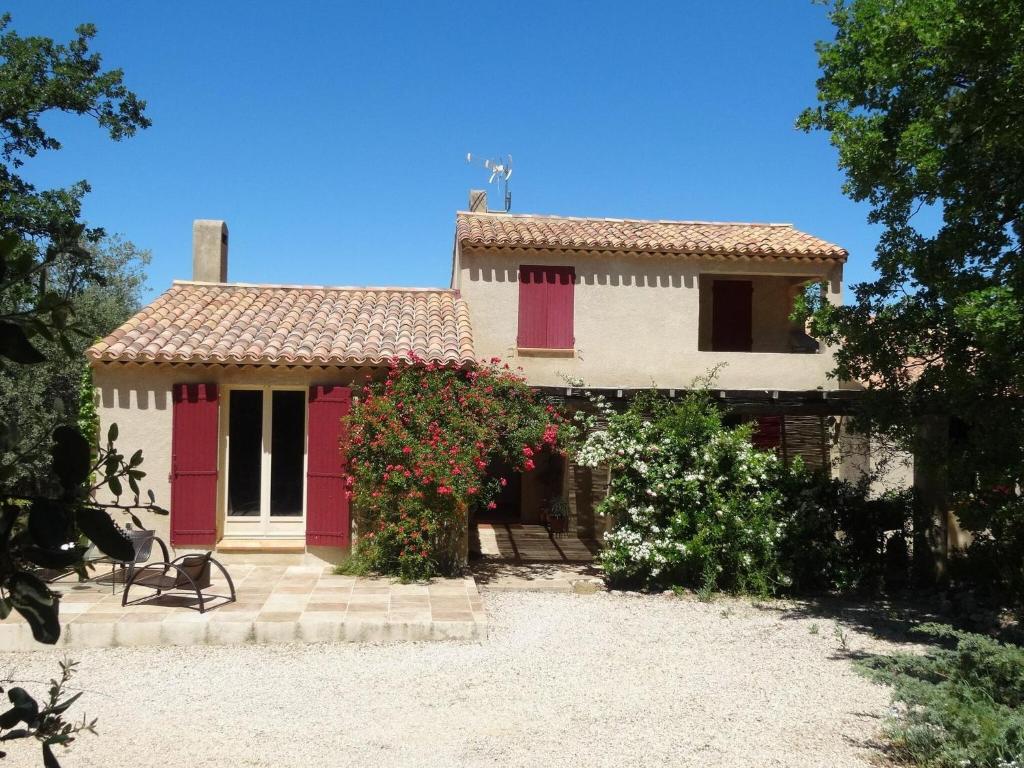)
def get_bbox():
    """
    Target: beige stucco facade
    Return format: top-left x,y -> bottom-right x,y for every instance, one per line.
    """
90,215 -> 917,551
453,245 -> 844,391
